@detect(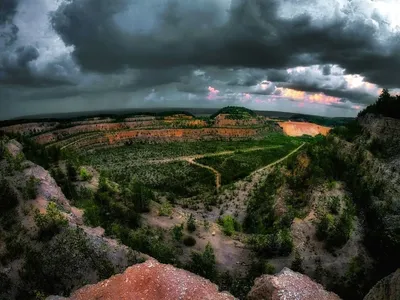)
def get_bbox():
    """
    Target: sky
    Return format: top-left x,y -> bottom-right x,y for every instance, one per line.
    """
1,0 -> 400,120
